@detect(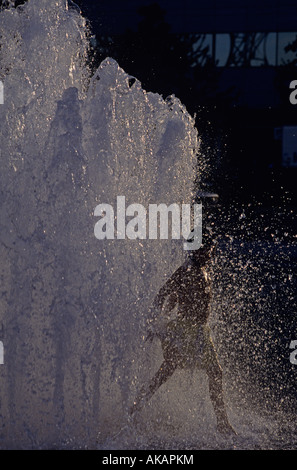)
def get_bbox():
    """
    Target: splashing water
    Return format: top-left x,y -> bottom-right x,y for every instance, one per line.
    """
1,0 -> 297,450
